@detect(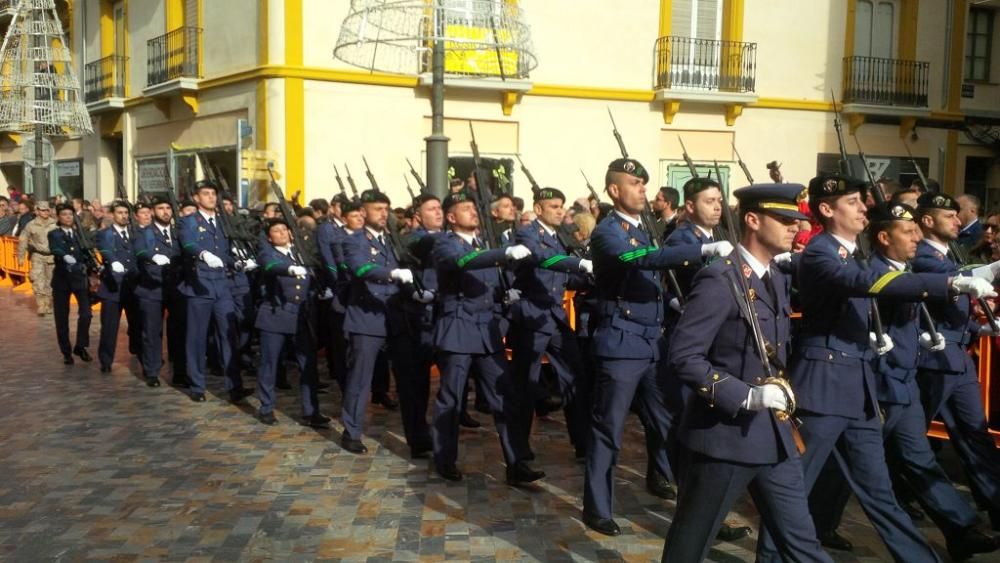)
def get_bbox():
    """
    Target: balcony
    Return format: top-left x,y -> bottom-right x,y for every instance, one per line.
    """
0,0 -> 16,17
841,55 -> 929,118
653,36 -> 758,124
143,26 -> 201,112
84,55 -> 127,112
